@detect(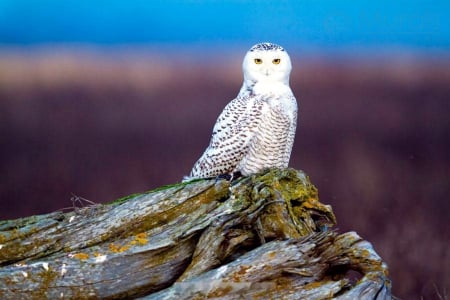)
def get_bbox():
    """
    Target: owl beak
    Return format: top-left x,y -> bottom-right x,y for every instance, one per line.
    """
264,68 -> 270,76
